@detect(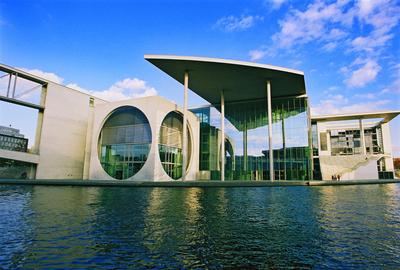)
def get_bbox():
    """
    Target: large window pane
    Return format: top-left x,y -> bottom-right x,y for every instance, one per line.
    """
98,106 -> 151,180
